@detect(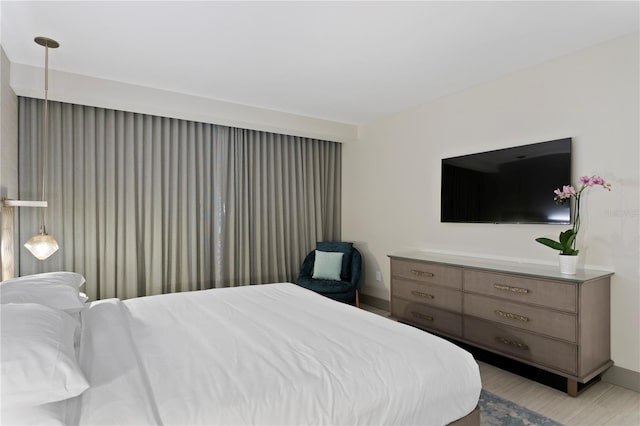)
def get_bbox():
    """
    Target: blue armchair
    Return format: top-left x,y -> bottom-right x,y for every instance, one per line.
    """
295,242 -> 362,307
